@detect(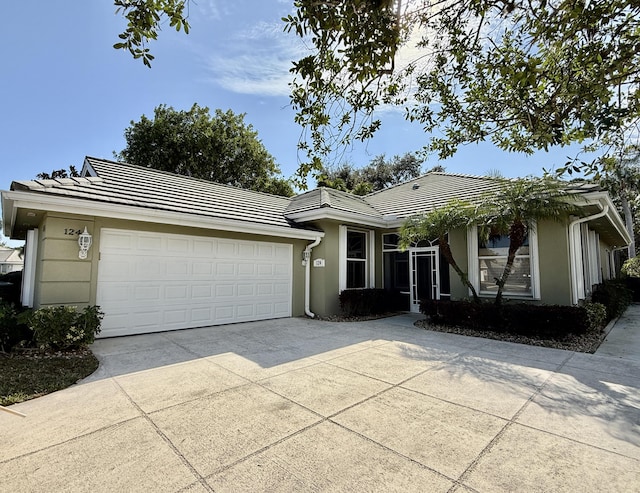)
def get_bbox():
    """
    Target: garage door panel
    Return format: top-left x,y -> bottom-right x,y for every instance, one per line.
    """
136,234 -> 164,252
192,285 -> 214,299
216,263 -> 235,276
193,262 -> 214,276
215,306 -> 234,321
215,284 -> 235,297
236,304 -> 255,317
237,284 -> 254,296
167,238 -> 190,254
165,285 -> 189,301
238,263 -> 255,276
166,262 -> 189,276
193,239 -> 215,256
97,229 -> 292,337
